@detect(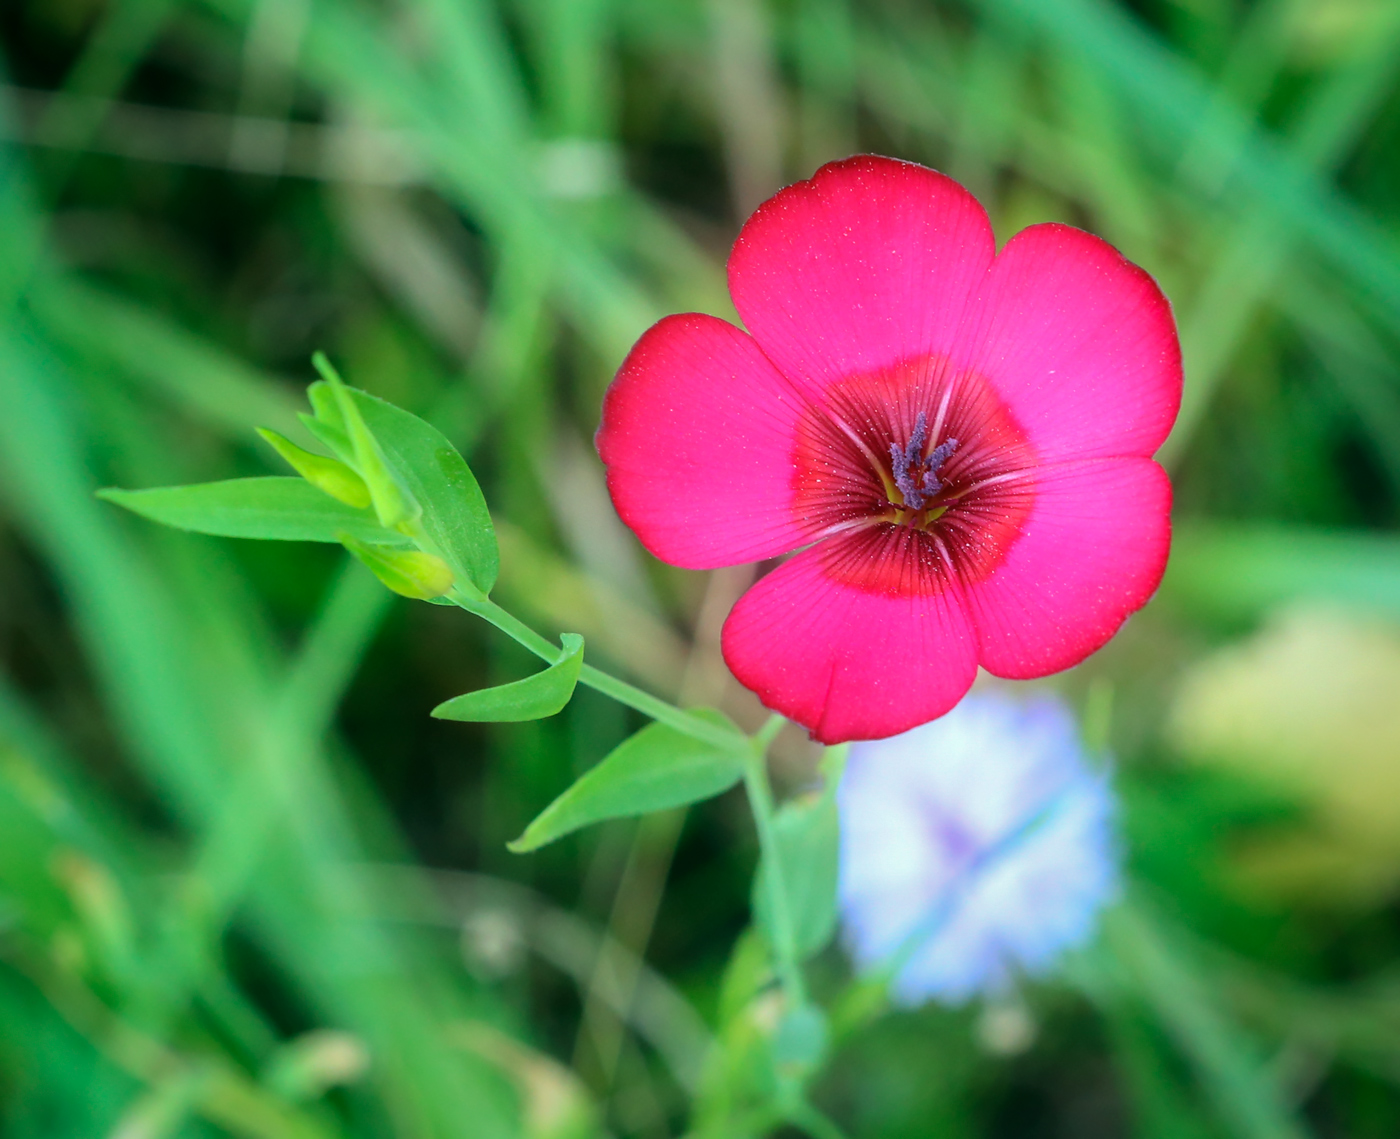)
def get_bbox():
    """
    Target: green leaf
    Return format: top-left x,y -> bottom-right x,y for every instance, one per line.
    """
338,532 -> 456,600
753,748 -> 846,961
432,634 -> 583,722
509,708 -> 747,852
97,479 -> 405,544
346,386 -> 499,595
